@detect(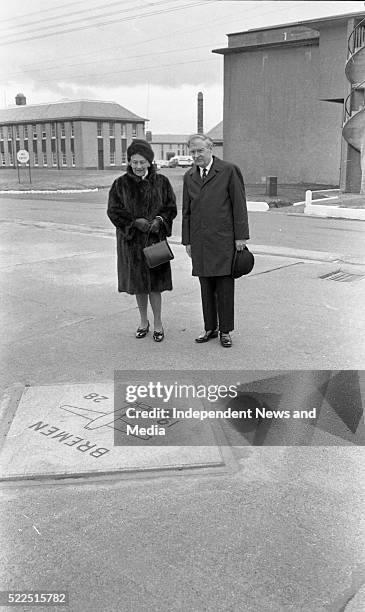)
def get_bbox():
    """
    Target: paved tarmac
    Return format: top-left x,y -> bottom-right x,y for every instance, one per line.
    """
0,209 -> 365,611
